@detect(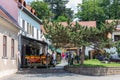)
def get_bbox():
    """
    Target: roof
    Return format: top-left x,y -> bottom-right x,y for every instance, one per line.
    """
106,20 -> 120,31
0,9 -> 10,20
18,2 -> 42,24
0,6 -> 20,29
41,21 -> 96,34
61,21 -> 96,27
